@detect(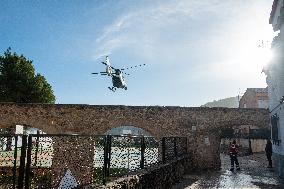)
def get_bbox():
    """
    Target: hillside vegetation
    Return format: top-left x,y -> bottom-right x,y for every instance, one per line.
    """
201,96 -> 239,108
